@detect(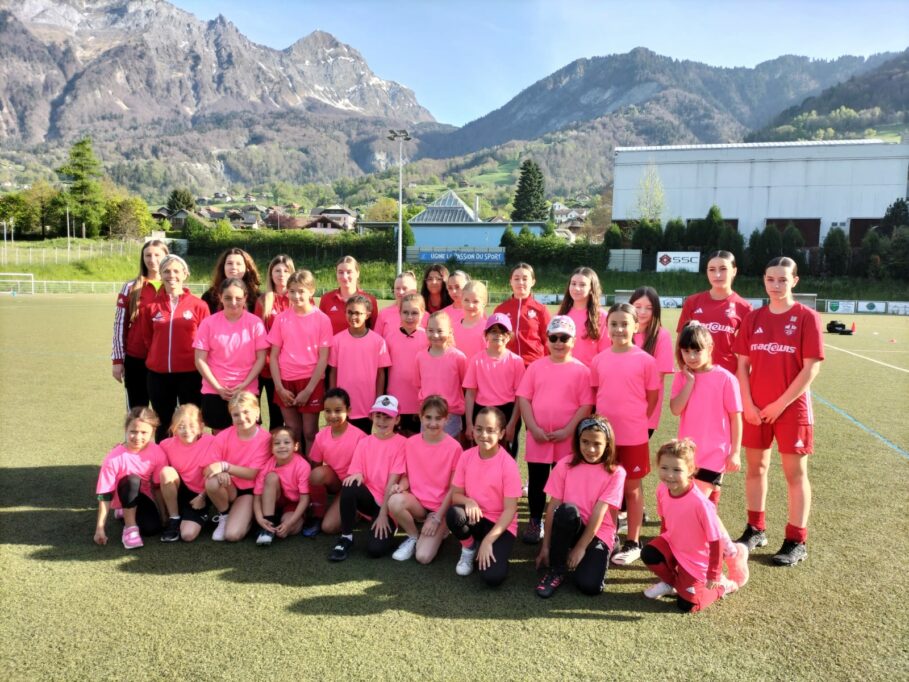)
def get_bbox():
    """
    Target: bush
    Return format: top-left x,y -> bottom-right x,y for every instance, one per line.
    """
630,219 -> 662,254
662,218 -> 685,250
716,227 -> 745,268
781,223 -> 806,273
504,232 -> 609,271
888,227 -> 909,280
604,224 -> 623,249
822,227 -> 850,276
499,224 -> 517,249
